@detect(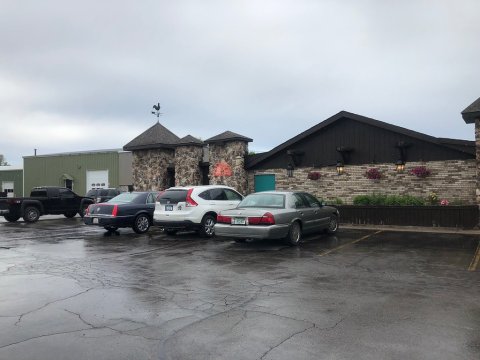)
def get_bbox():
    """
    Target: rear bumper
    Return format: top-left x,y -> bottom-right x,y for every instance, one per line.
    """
153,219 -> 200,230
214,223 -> 290,239
83,215 -> 132,228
